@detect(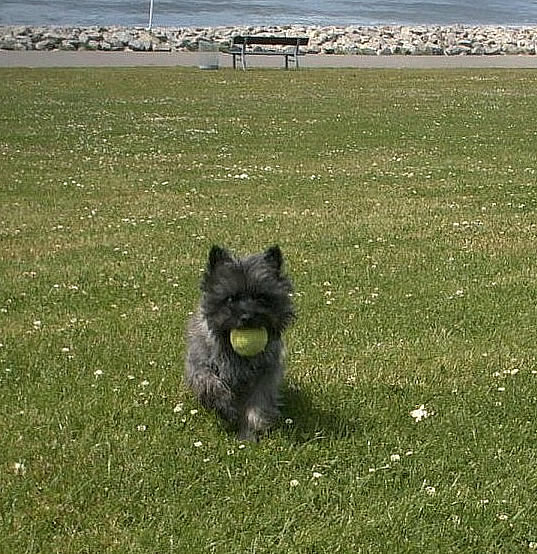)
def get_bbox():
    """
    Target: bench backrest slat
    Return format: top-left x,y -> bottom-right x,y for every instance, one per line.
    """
232,36 -> 309,47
